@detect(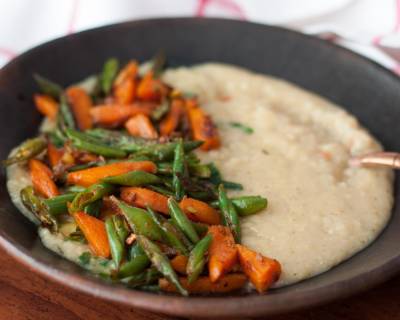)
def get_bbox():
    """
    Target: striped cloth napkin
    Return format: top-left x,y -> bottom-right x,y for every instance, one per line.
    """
0,0 -> 399,73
